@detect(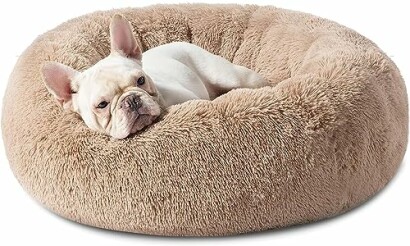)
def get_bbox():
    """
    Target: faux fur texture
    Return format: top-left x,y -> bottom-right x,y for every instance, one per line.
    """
2,4 -> 408,236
